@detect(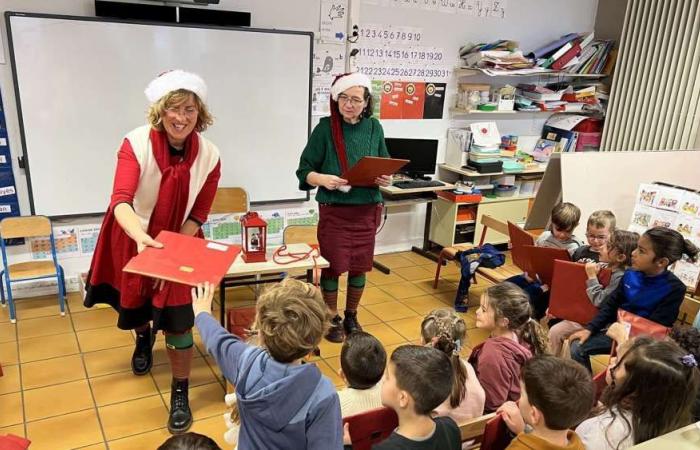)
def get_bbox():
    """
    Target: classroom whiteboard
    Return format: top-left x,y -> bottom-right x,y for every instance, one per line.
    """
560,151 -> 700,237
6,13 -> 312,216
